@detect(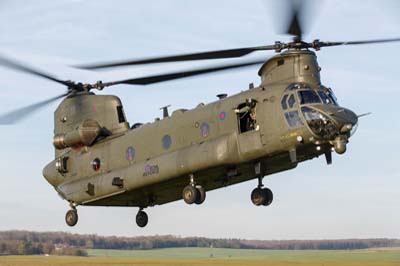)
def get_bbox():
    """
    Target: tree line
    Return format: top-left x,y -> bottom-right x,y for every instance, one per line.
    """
0,230 -> 399,256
